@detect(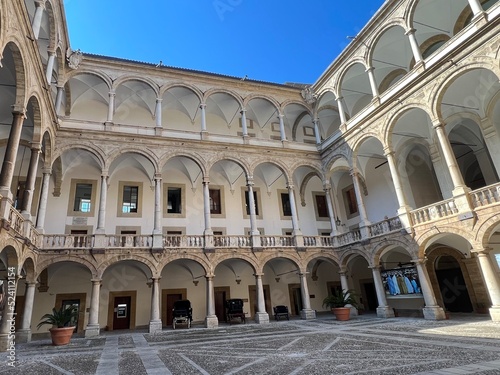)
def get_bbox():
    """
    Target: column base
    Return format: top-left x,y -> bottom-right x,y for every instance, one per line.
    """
148,320 -> 163,334
0,334 -> 16,352
16,329 -> 32,343
84,324 -> 100,338
200,131 -> 209,140
300,309 -> 316,320
205,315 -> 219,329
423,306 -> 446,320
254,312 -> 269,324
489,306 -> 500,322
376,306 -> 395,318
